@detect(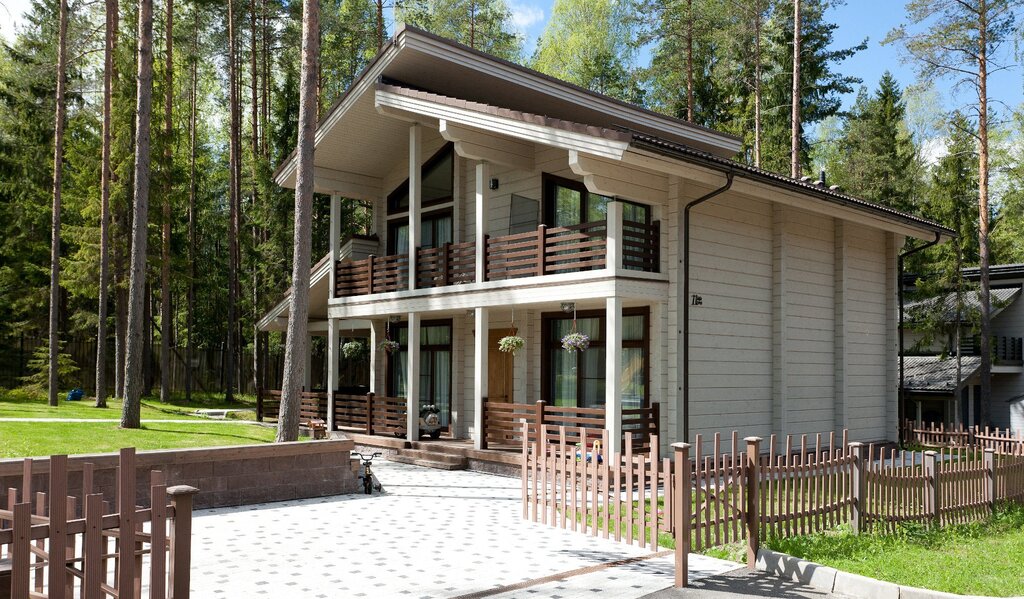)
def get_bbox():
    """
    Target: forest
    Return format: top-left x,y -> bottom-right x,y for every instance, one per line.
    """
0,0 -> 1021,425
